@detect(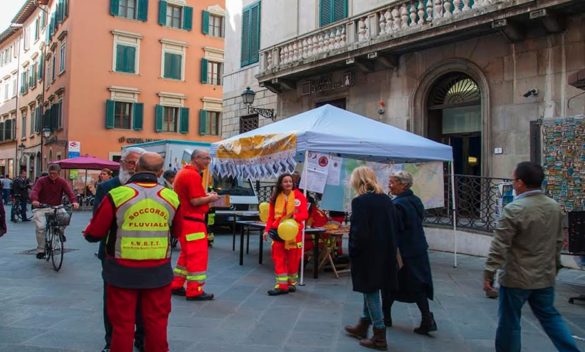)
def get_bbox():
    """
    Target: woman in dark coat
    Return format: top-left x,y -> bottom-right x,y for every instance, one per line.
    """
382,170 -> 437,335
344,166 -> 398,350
